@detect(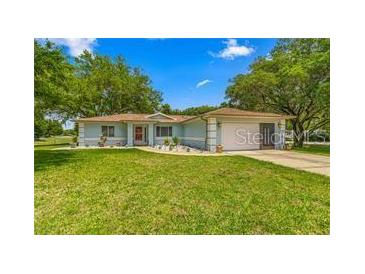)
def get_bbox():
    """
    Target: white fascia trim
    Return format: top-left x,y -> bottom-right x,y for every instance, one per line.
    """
206,115 -> 284,120
123,121 -> 157,125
